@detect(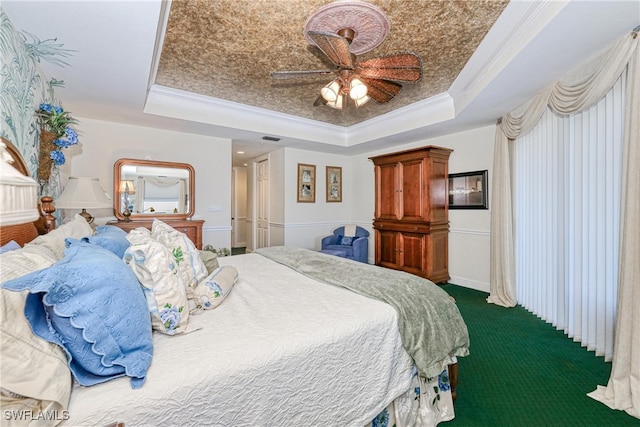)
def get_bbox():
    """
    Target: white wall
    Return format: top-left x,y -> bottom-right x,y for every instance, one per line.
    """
282,147 -> 355,250
63,117 -> 233,248
72,117 -> 494,291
